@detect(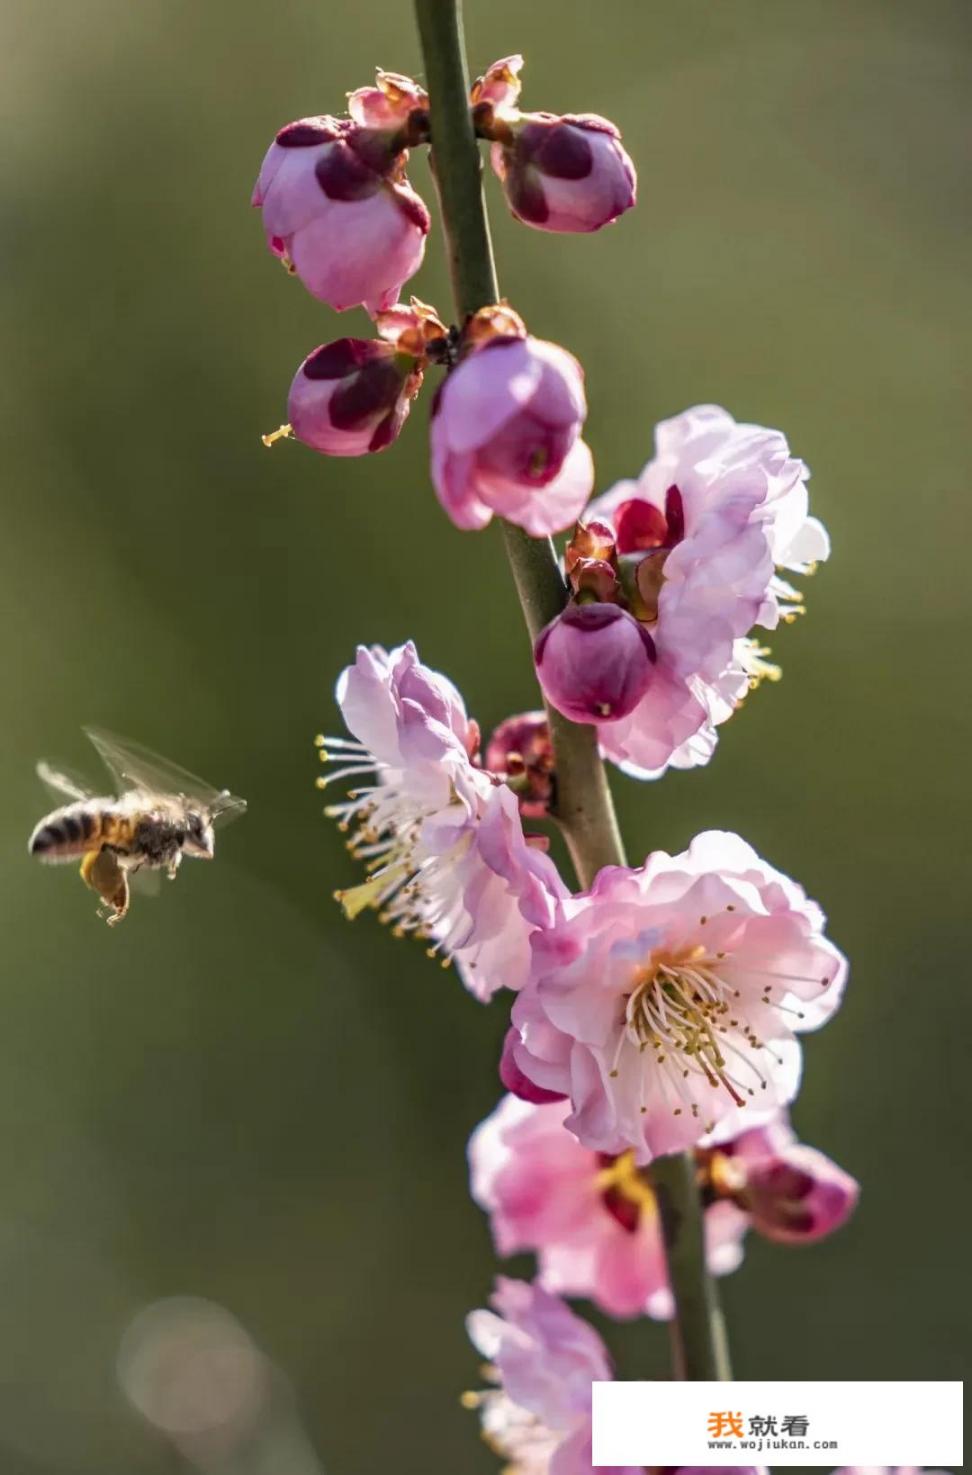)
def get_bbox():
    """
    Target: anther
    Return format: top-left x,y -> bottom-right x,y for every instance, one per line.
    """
261,423 -> 293,448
